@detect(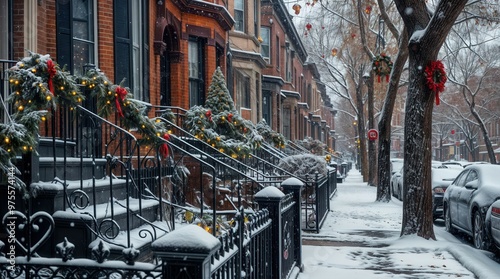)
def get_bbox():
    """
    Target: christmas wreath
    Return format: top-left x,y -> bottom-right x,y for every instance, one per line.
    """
424,60 -> 447,105
372,53 -> 393,82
